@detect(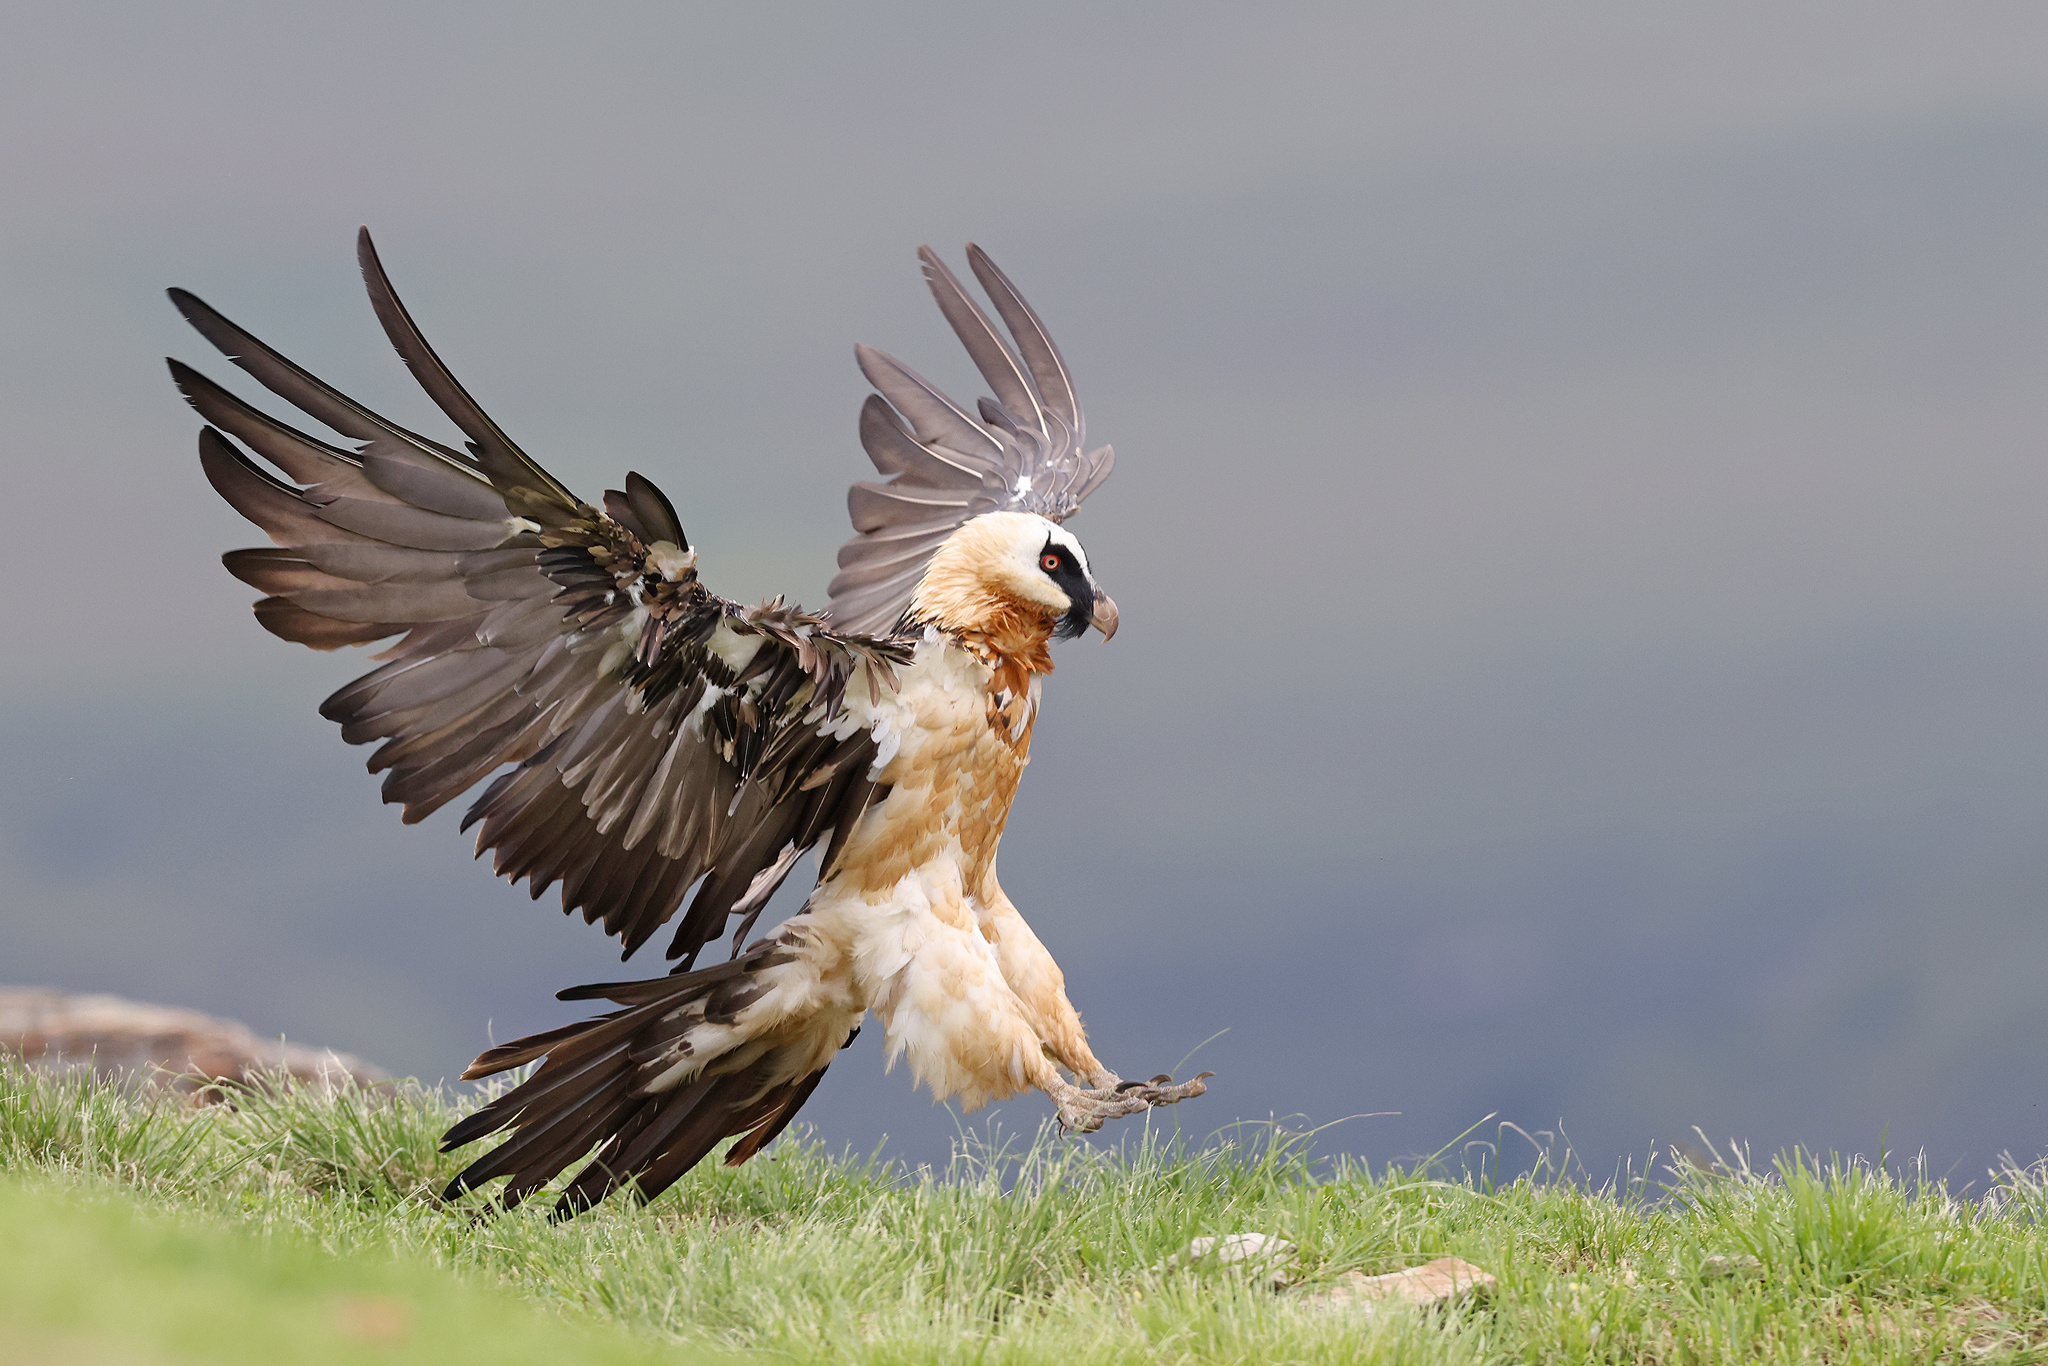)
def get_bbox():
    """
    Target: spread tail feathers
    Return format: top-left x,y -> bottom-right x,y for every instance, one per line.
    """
442,931 -> 855,1217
